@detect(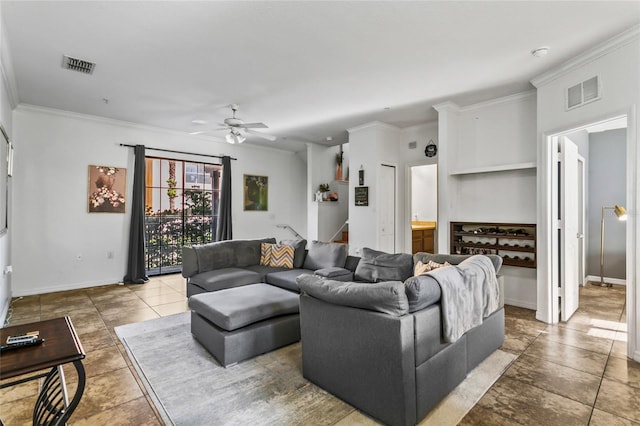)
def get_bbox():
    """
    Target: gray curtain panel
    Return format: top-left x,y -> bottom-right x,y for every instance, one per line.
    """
216,155 -> 233,241
124,144 -> 149,284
